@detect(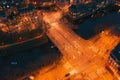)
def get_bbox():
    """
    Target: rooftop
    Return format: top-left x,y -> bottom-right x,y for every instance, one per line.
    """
69,2 -> 96,13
